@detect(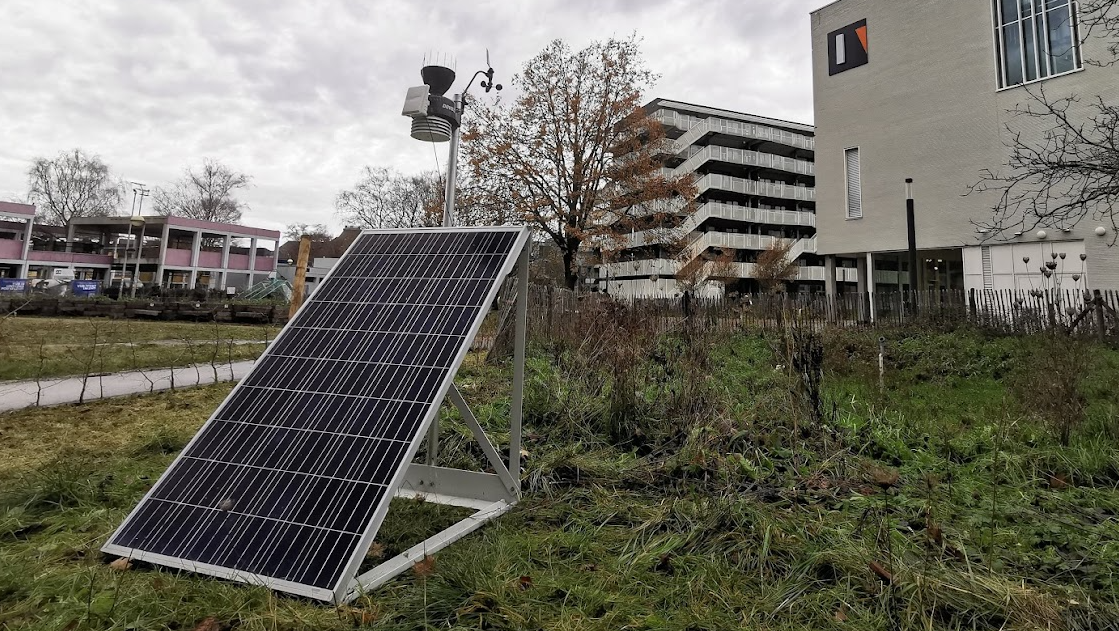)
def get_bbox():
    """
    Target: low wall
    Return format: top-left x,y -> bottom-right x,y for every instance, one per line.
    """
0,298 -> 289,324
